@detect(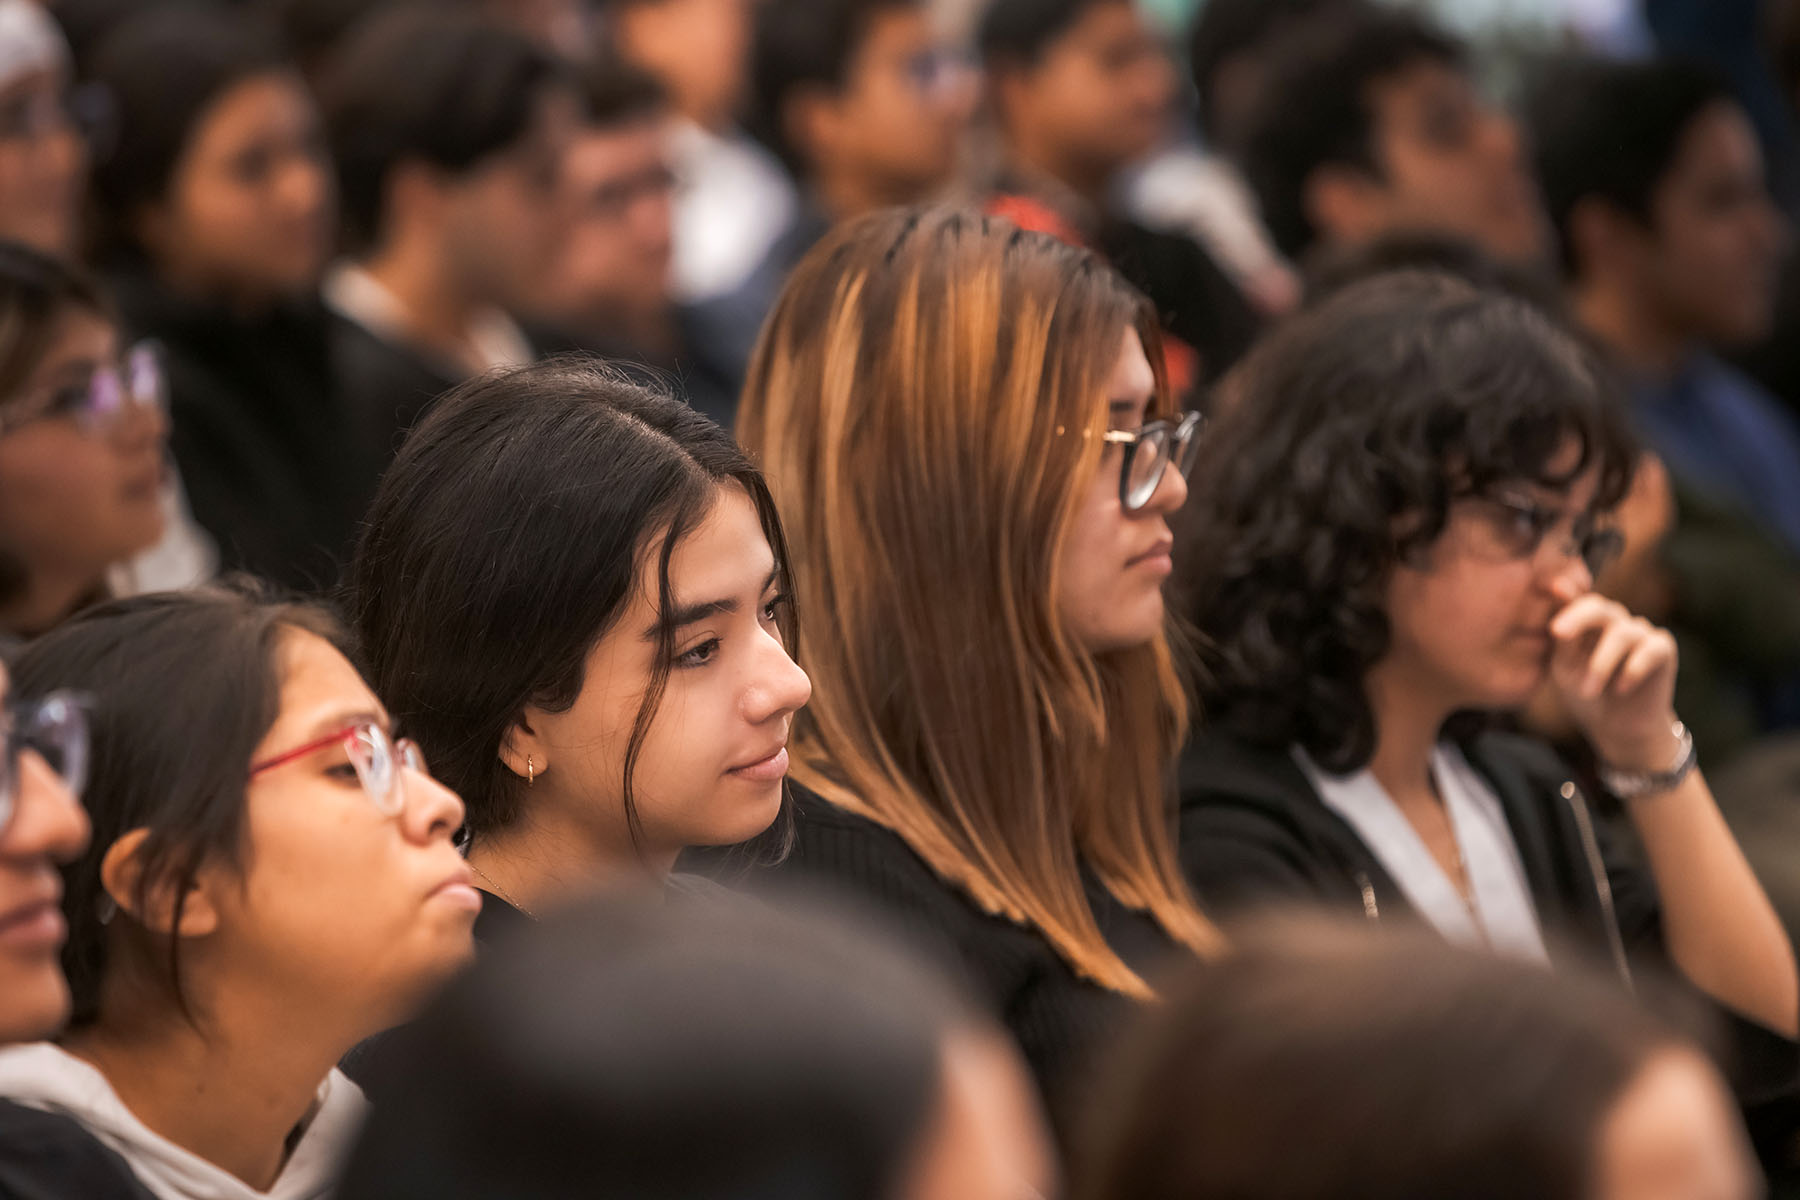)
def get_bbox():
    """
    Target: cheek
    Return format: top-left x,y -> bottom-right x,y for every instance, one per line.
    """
0,439 -> 119,544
